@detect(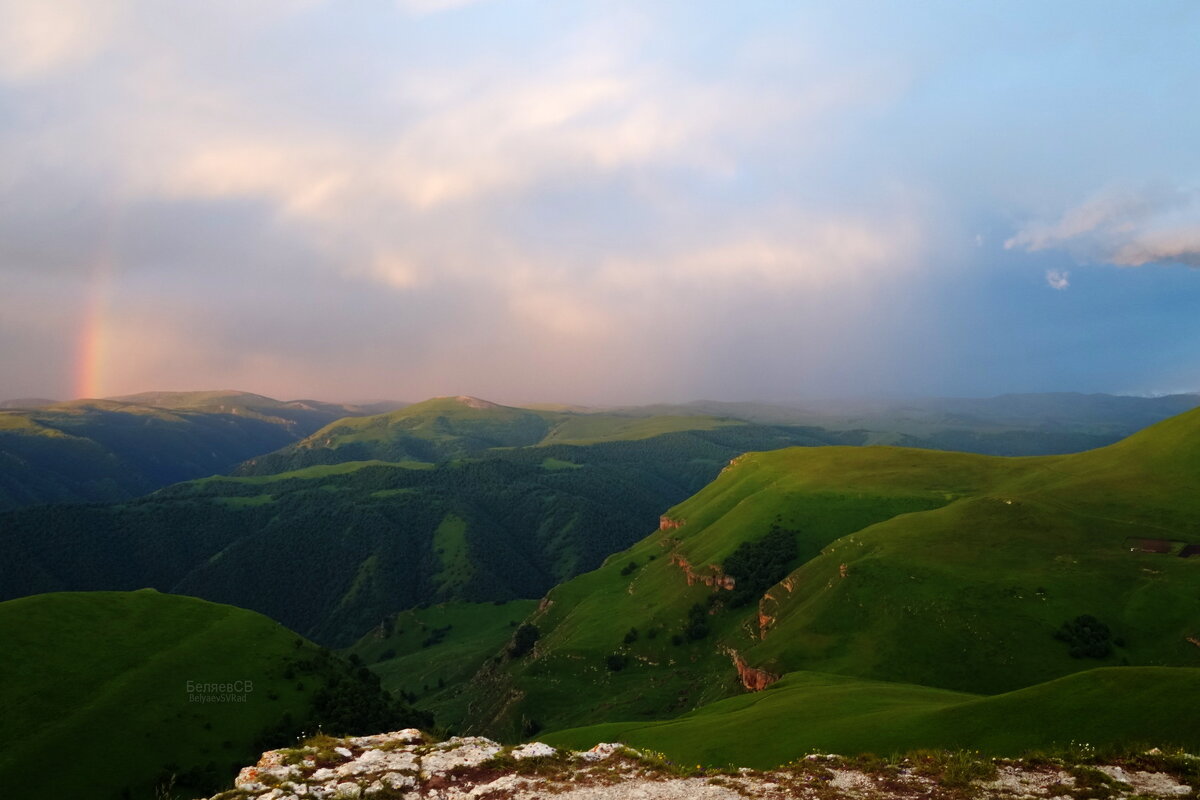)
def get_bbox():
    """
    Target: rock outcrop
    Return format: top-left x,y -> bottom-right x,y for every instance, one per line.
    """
206,734 -> 1197,800
757,576 -> 797,639
659,515 -> 684,530
669,553 -> 735,591
726,648 -> 780,691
